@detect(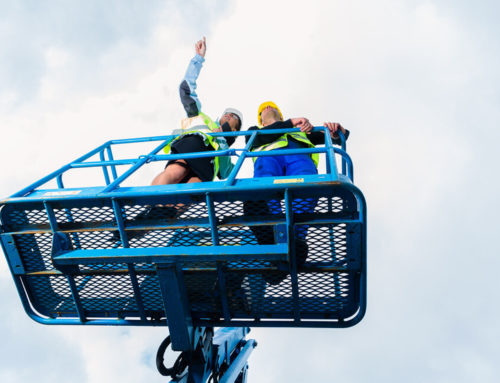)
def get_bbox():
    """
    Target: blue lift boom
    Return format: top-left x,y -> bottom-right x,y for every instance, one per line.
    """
0,127 -> 366,382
